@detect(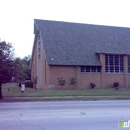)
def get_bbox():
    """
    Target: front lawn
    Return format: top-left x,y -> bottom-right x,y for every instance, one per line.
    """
2,85 -> 130,97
